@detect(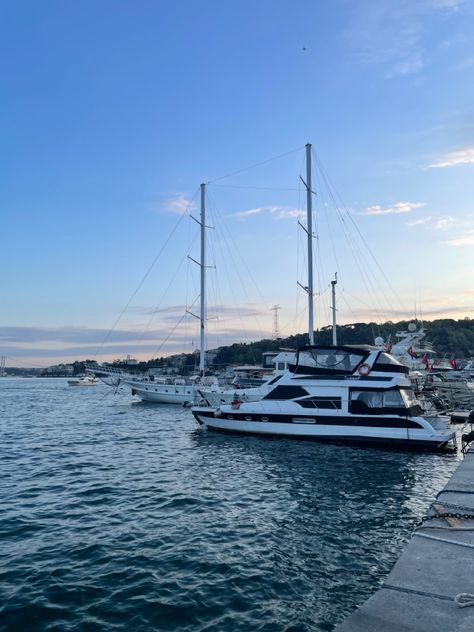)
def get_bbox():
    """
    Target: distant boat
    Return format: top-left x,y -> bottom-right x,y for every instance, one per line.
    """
67,375 -> 99,387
